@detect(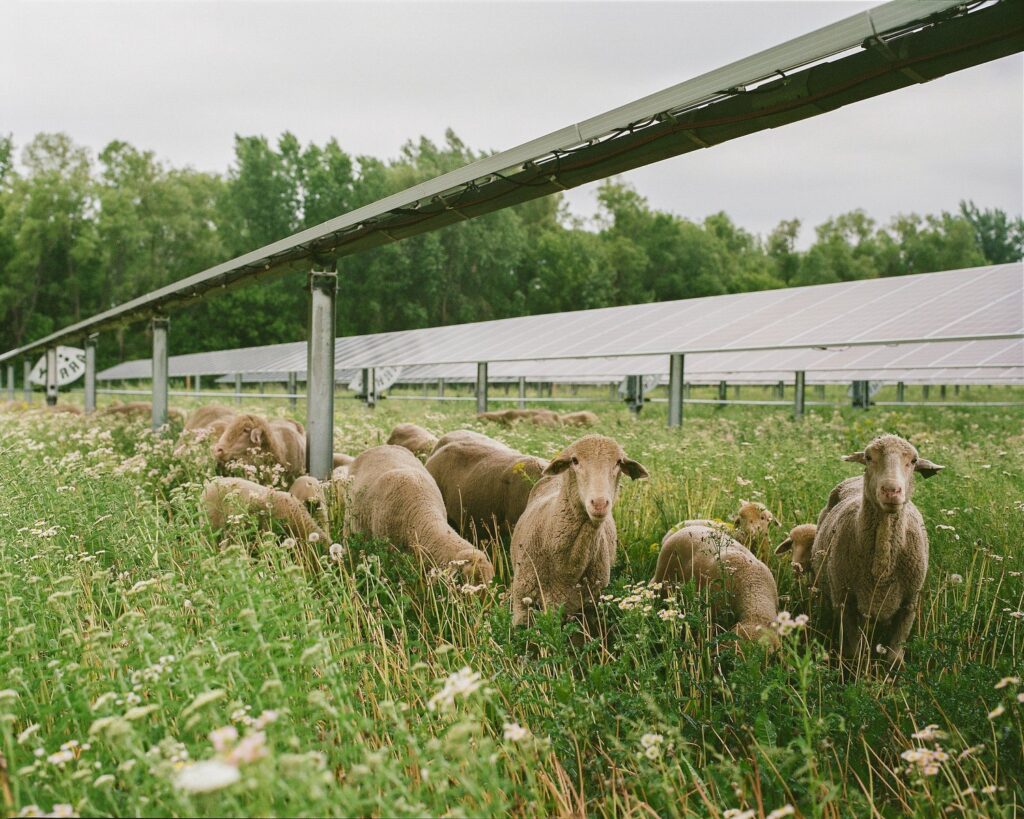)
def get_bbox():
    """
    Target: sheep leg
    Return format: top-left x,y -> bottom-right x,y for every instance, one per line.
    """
880,599 -> 918,665
839,601 -> 867,661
